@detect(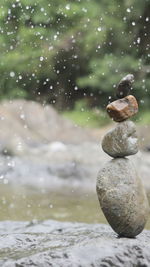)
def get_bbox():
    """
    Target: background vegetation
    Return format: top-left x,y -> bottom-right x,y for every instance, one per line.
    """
0,0 -> 149,126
